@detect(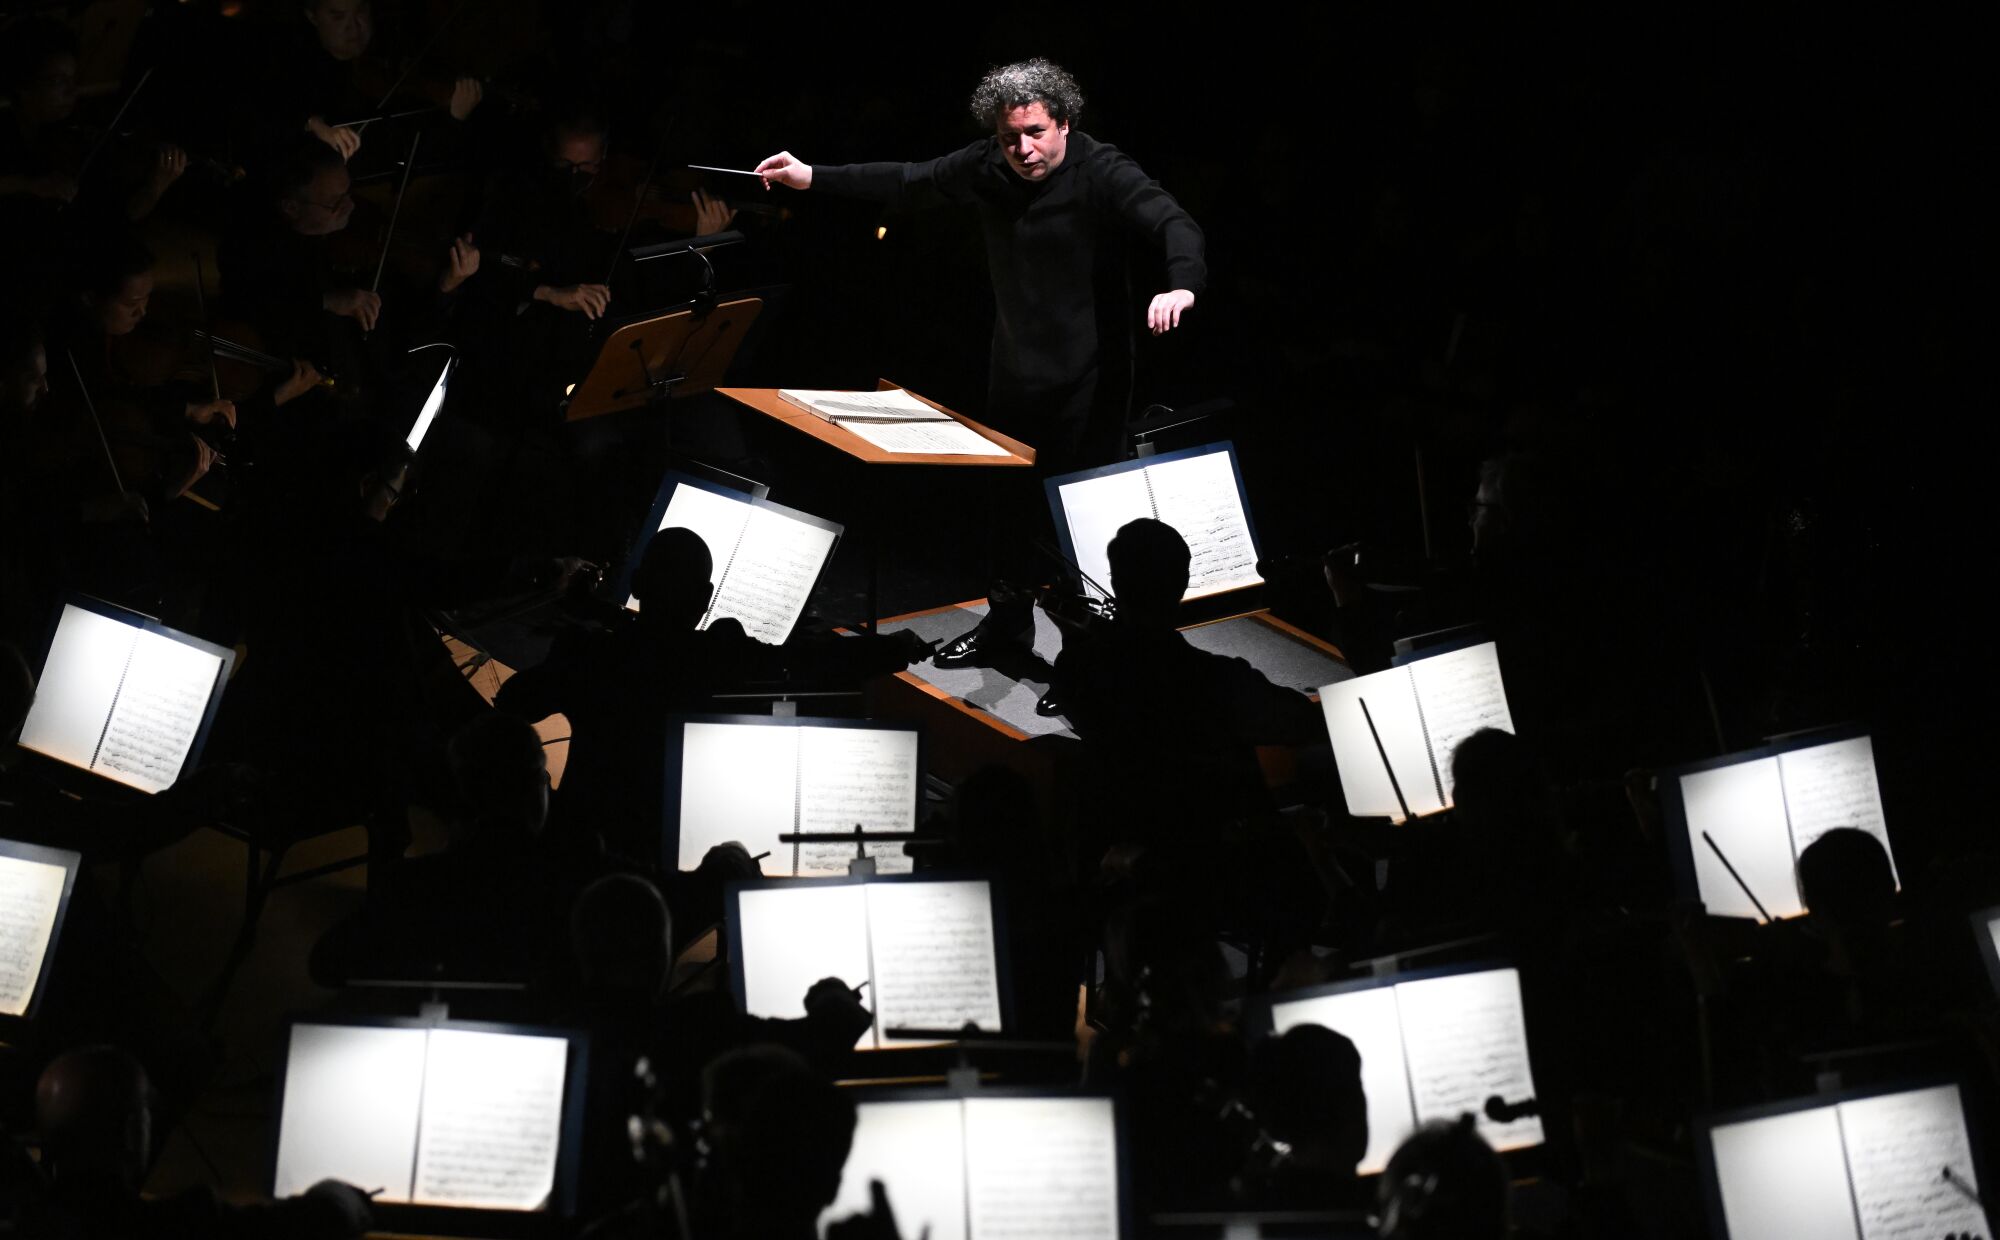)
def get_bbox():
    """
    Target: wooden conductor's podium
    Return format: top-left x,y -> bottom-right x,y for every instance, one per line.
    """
716,380 -> 1036,467
565,297 -> 765,421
